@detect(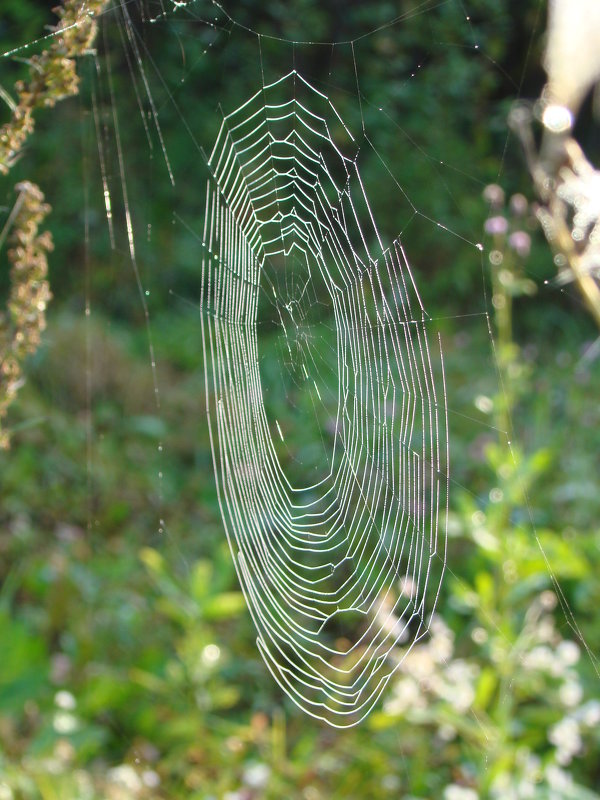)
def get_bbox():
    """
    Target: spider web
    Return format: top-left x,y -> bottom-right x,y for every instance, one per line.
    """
201,70 -> 448,725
